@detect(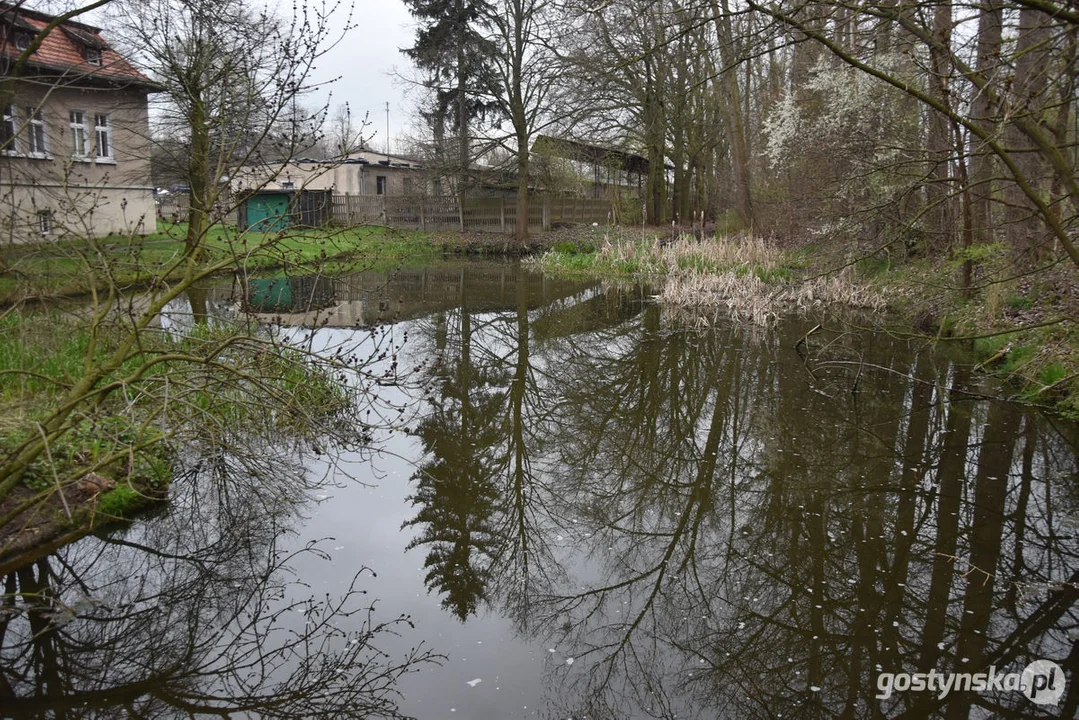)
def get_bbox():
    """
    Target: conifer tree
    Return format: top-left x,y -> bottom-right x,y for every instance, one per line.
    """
402,0 -> 500,192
